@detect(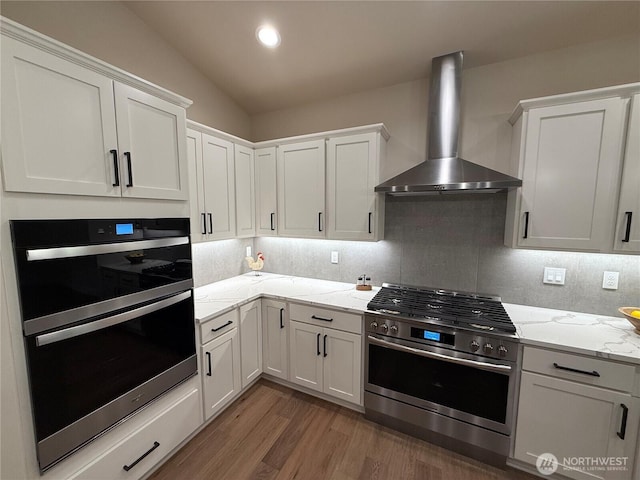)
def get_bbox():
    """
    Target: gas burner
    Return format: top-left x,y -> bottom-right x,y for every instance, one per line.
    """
367,283 -> 516,334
